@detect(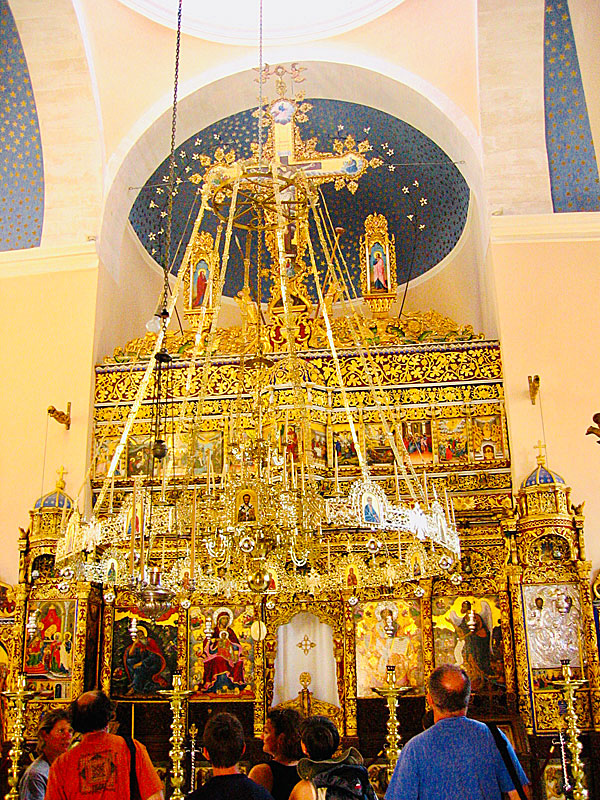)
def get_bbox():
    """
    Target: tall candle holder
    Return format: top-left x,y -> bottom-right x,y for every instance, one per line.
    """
158,674 -> 193,800
188,722 -> 199,794
553,659 -> 588,800
371,665 -> 412,781
2,674 -> 36,800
